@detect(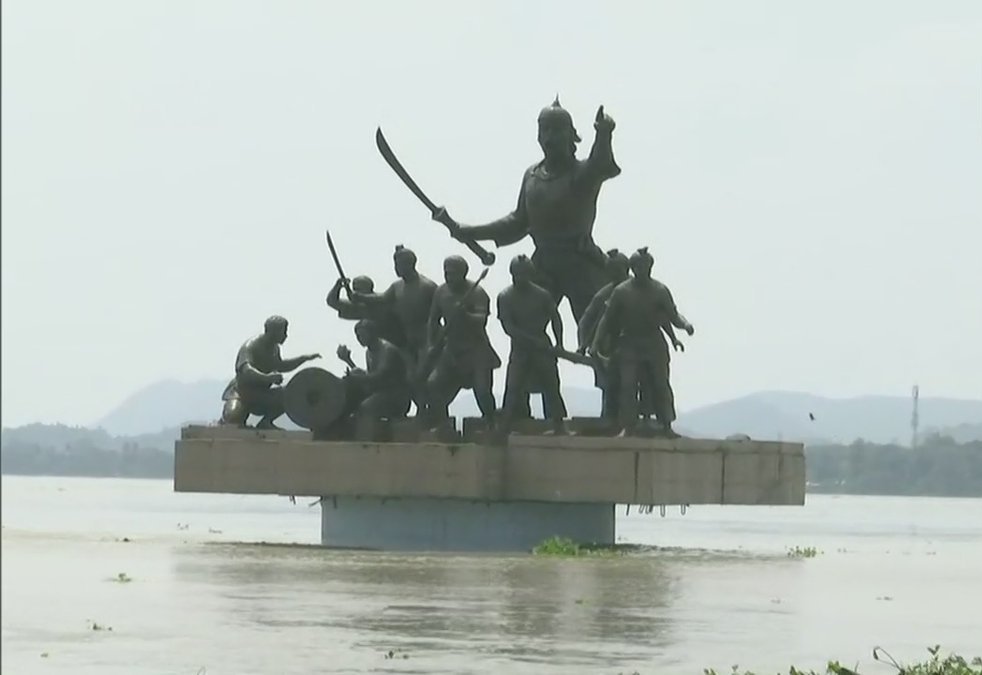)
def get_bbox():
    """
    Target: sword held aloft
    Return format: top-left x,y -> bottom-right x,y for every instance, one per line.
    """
375,127 -> 495,267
